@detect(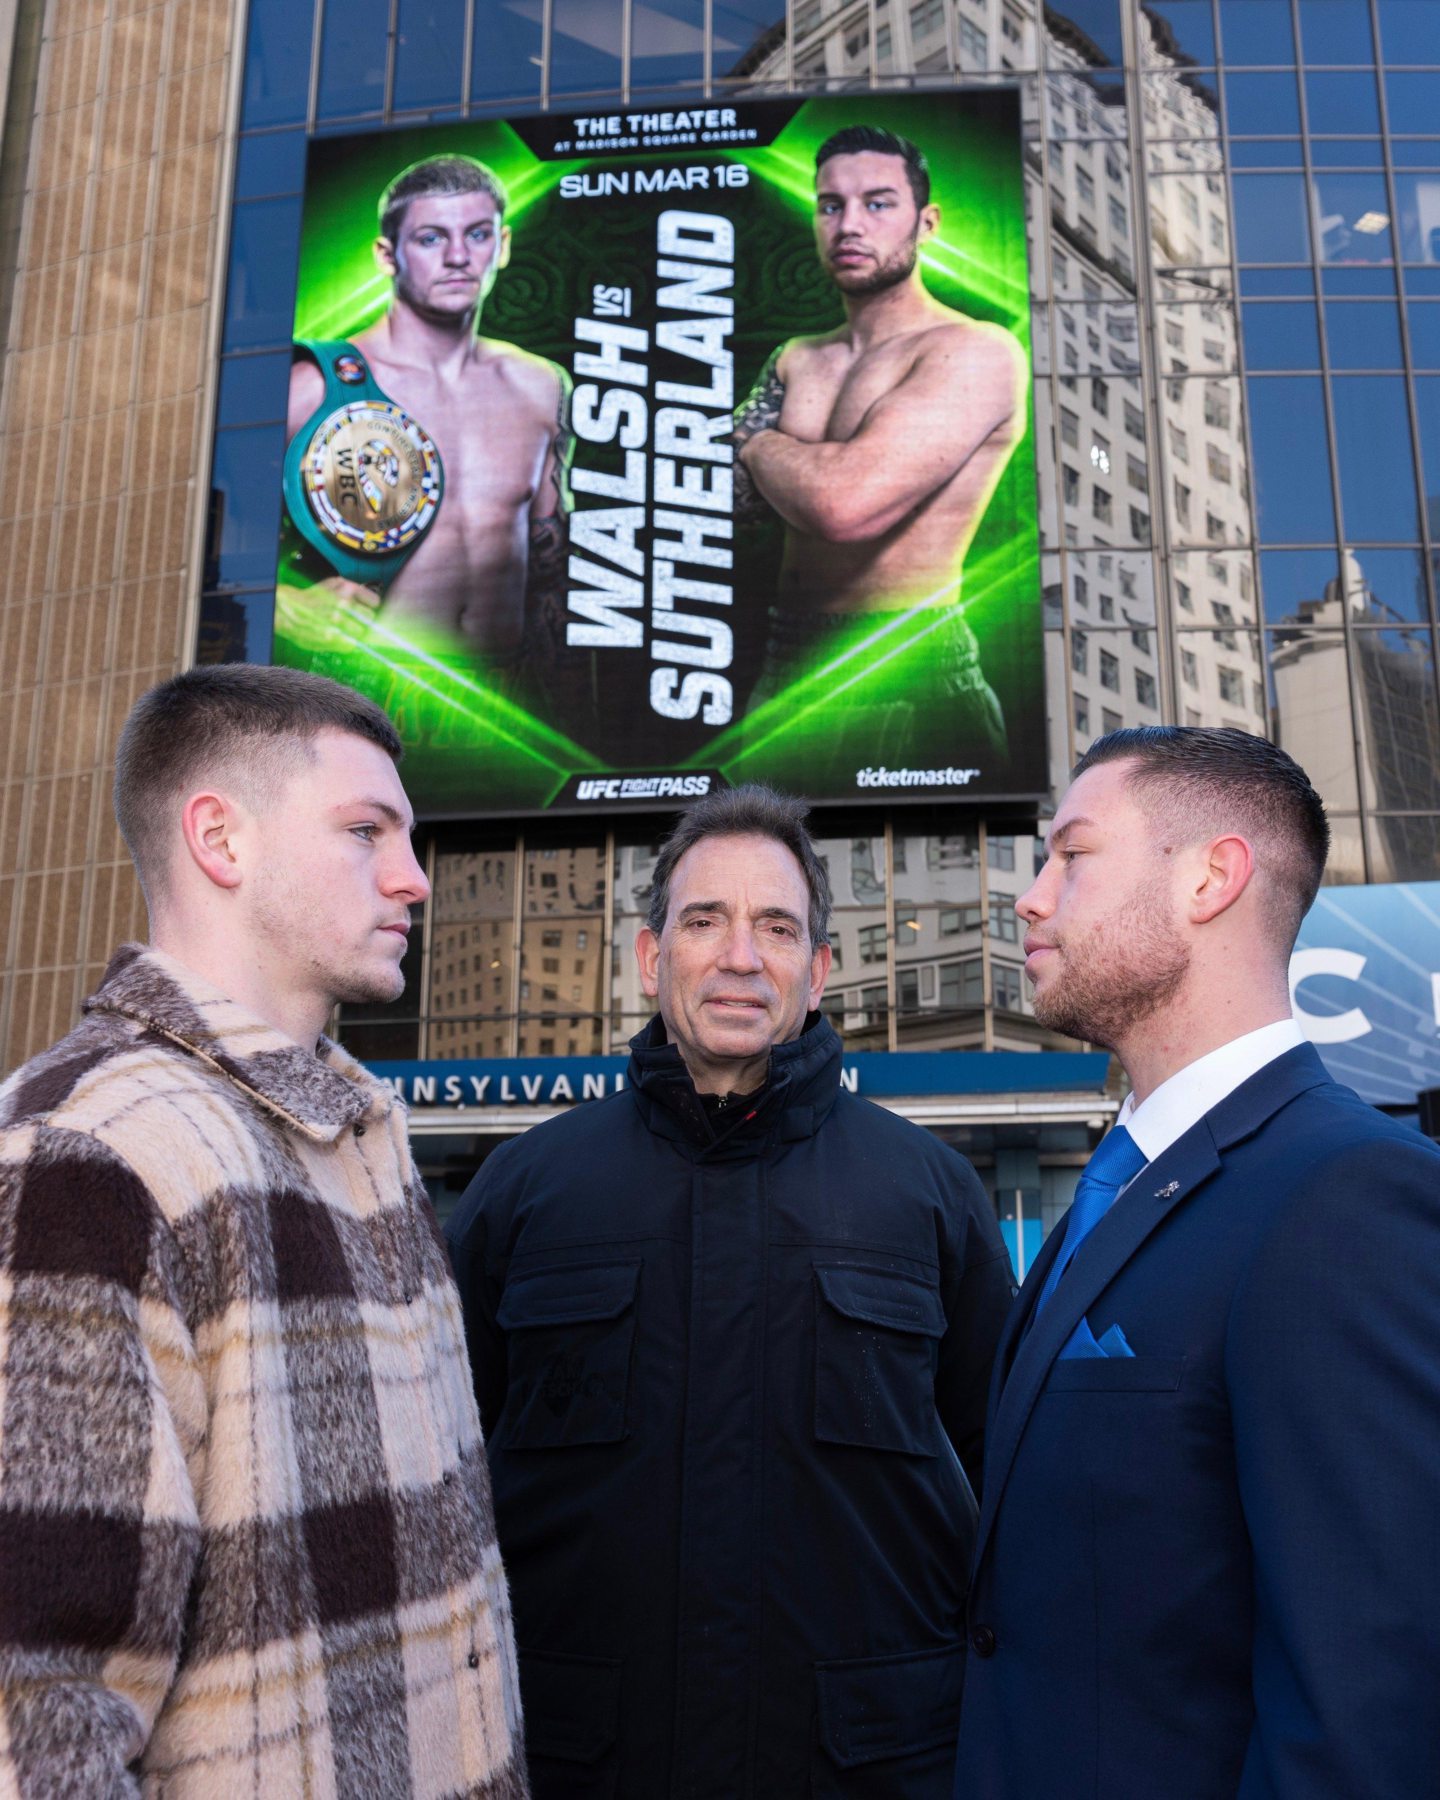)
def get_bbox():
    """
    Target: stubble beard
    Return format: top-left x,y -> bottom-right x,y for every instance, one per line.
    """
1029,876 -> 1191,1050
831,235 -> 920,298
